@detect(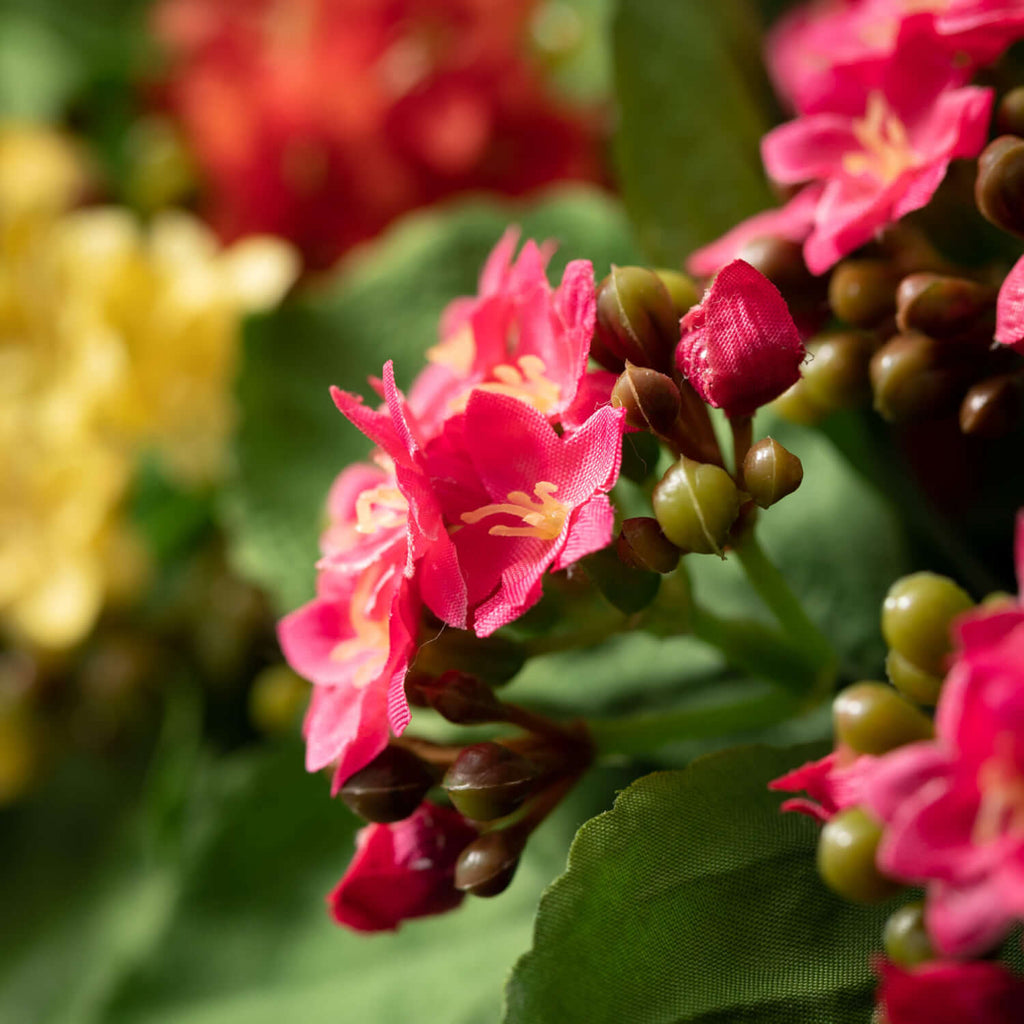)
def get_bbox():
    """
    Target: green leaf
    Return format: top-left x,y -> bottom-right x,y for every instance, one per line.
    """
504,744 -> 899,1024
612,0 -> 778,265
224,187 -> 641,613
